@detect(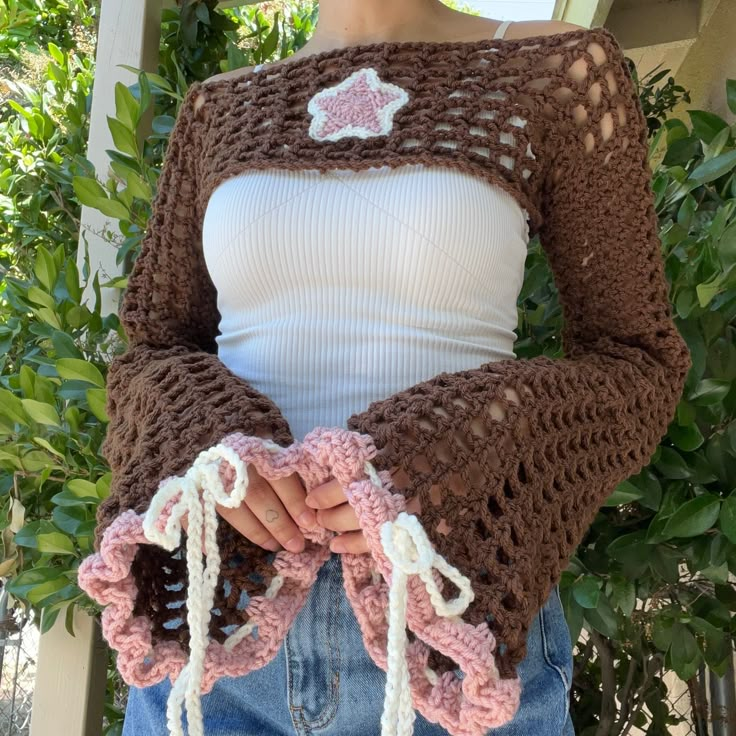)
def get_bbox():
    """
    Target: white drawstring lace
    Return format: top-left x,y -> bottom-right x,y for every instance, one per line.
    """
364,463 -> 475,736
141,439 -> 283,736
